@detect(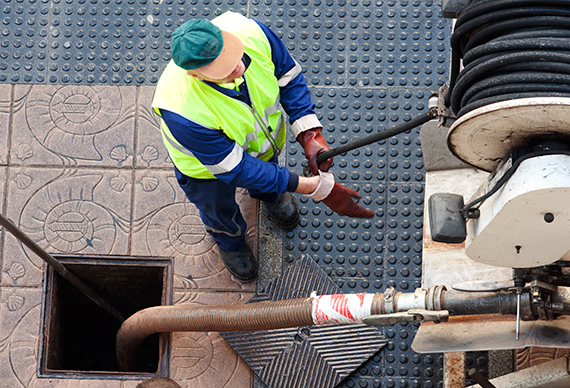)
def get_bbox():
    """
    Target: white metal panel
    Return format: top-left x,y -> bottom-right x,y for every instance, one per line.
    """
466,154 -> 570,268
